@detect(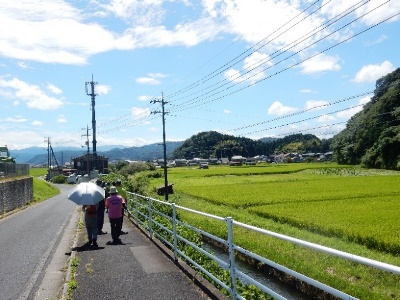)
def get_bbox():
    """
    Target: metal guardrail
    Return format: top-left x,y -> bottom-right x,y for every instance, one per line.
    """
0,163 -> 30,178
125,192 -> 400,300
